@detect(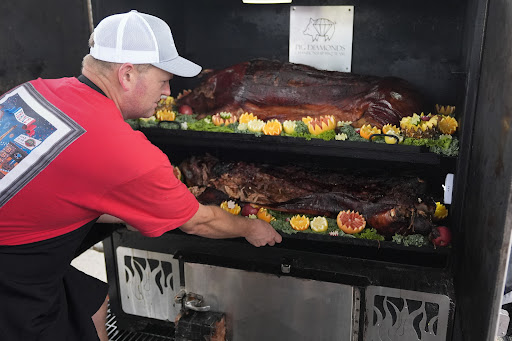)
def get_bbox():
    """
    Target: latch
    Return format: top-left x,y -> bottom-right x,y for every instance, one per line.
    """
174,289 -> 211,312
